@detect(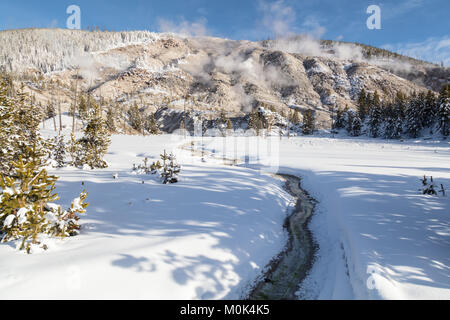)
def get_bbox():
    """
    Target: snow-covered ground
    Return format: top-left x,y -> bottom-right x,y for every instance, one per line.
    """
0,134 -> 293,299
201,135 -> 450,300
1,132 -> 449,300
